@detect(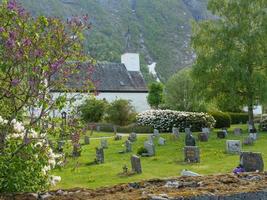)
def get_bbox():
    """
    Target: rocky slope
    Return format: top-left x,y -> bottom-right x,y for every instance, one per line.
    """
13,0 -> 211,82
